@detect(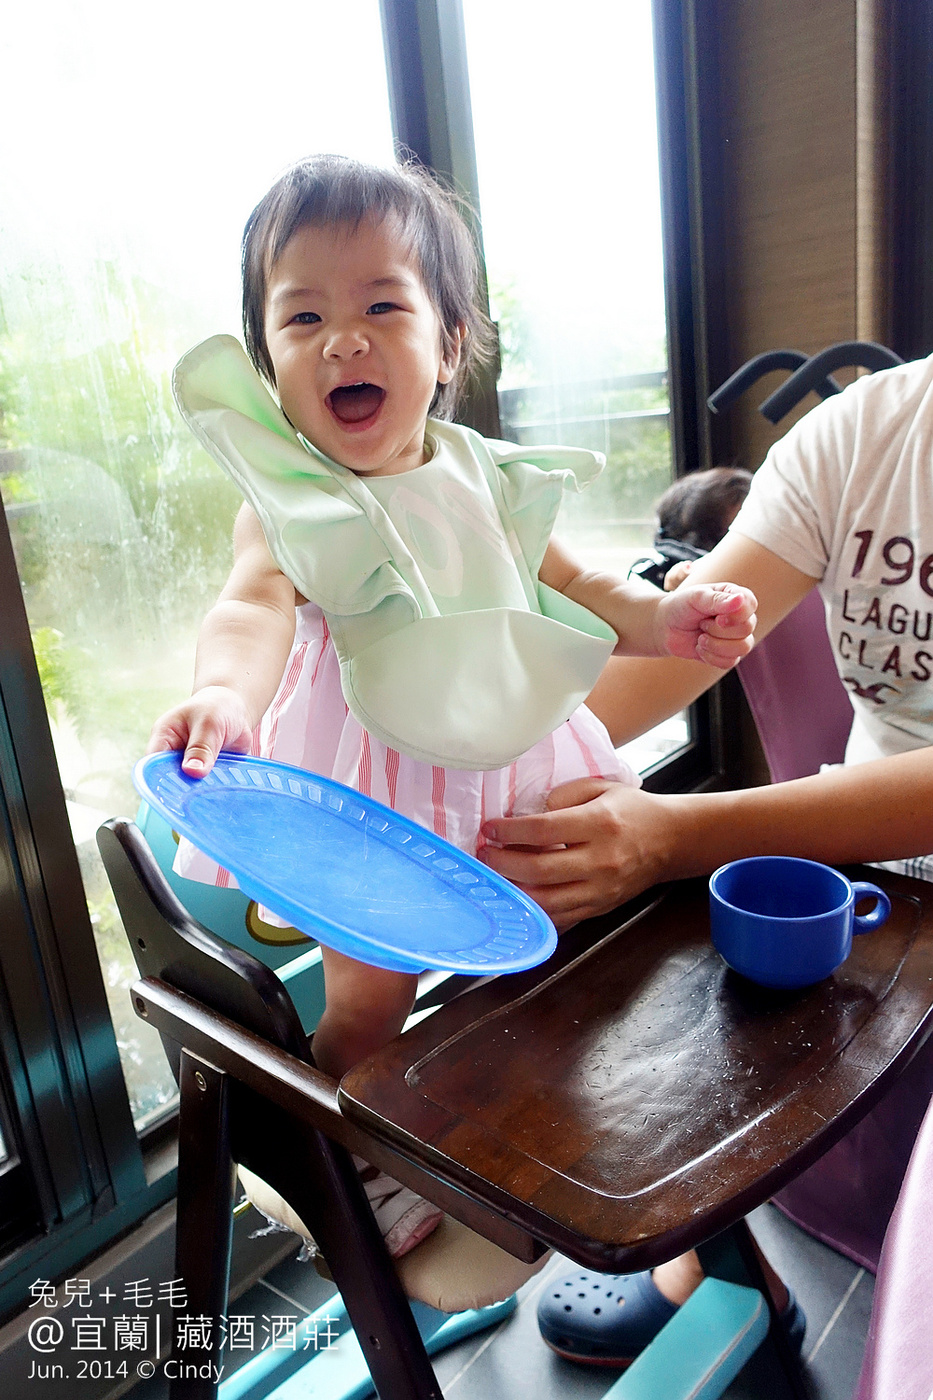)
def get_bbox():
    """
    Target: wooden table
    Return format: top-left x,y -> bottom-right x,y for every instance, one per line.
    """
341,865 -> 933,1282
